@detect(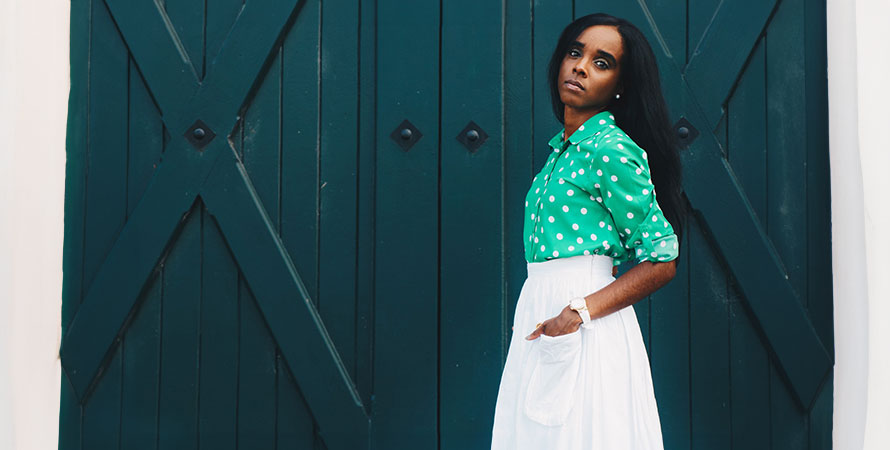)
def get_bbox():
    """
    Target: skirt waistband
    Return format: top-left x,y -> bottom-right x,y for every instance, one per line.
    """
526,254 -> 614,278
